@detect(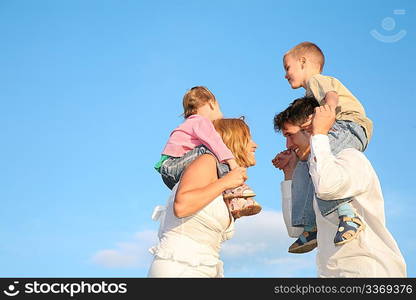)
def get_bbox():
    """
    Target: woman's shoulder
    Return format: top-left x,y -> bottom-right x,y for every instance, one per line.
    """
183,154 -> 218,179
190,153 -> 218,168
